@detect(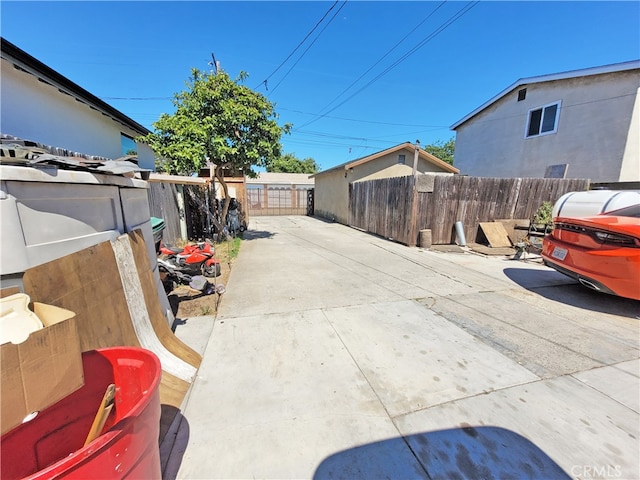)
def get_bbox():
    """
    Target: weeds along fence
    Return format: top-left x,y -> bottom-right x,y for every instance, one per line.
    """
349,175 -> 591,246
